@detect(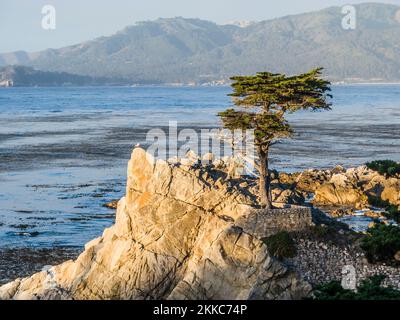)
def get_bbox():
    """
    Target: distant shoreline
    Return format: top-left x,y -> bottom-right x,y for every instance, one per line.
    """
333,82 -> 400,86
3,82 -> 400,88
